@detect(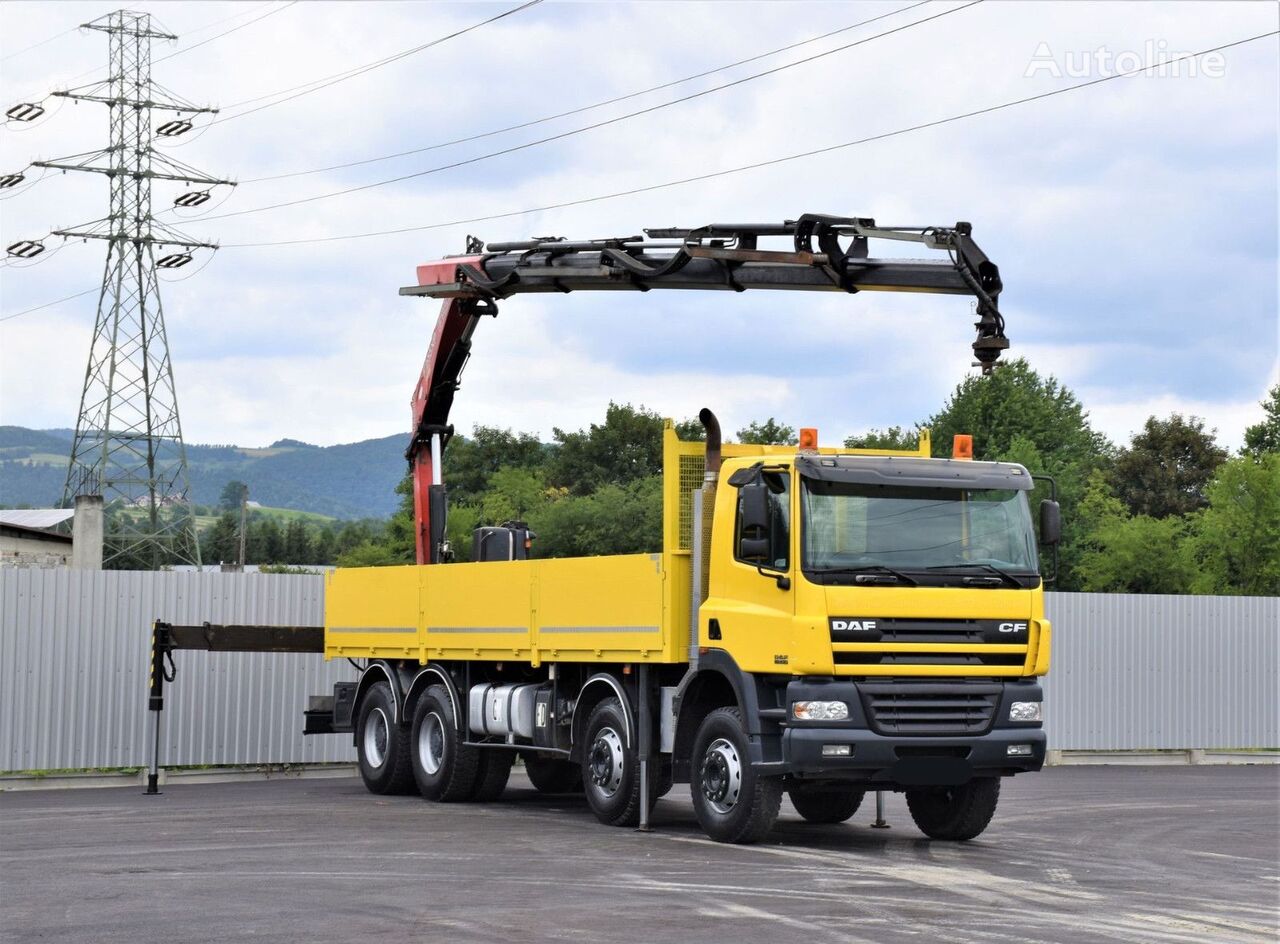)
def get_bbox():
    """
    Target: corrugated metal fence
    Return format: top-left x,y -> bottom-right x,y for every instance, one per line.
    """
0,570 -> 1275,771
1042,592 -> 1277,750
1,569 -> 353,771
